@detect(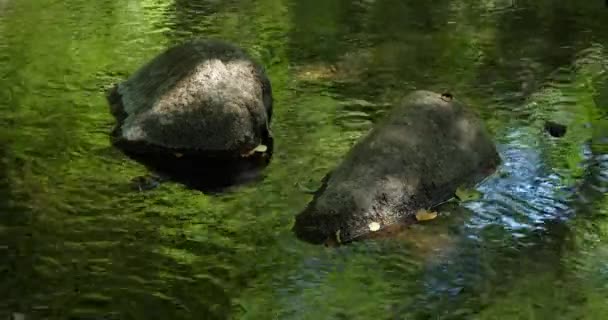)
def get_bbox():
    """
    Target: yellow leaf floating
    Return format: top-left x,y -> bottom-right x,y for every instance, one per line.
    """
253,144 -> 268,153
240,144 -> 268,157
455,186 -> 482,202
415,209 -> 438,221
